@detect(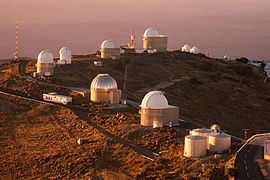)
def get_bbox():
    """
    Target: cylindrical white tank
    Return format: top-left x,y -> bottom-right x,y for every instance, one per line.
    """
208,133 -> 231,153
59,47 -> 72,64
181,44 -> 191,52
184,135 -> 207,158
265,140 -> 270,160
190,46 -> 200,54
190,128 -> 213,147
190,128 -> 213,137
